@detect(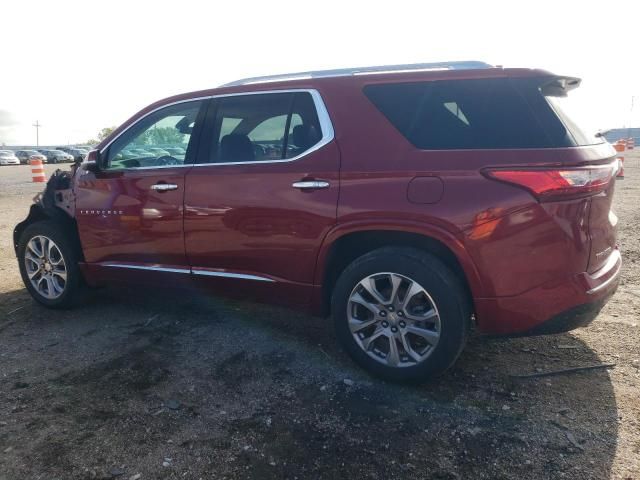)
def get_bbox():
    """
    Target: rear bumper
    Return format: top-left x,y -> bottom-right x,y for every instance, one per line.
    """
475,248 -> 621,335
514,298 -> 609,336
